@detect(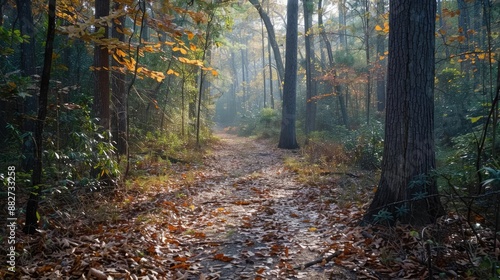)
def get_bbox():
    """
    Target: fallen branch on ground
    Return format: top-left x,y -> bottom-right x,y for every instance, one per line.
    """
294,251 -> 343,270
